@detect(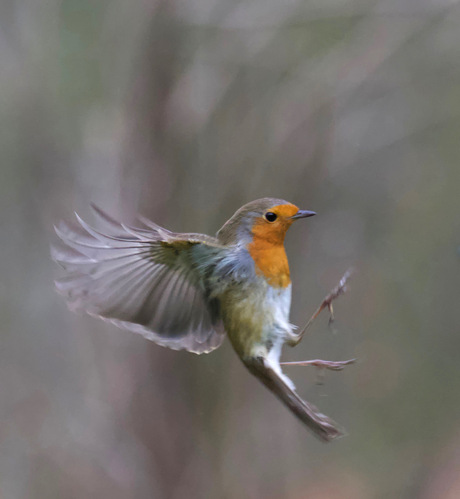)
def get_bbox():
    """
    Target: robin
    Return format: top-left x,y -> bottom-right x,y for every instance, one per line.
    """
53,198 -> 354,441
